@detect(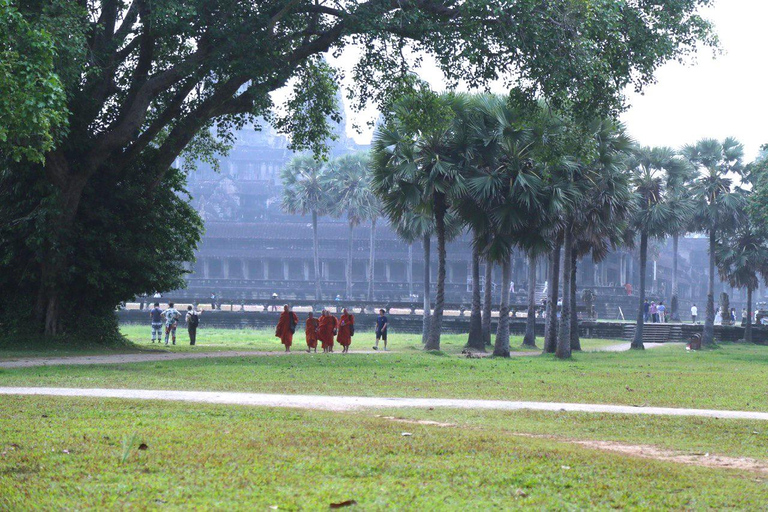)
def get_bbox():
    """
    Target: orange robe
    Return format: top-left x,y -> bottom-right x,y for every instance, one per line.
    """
305,317 -> 319,348
337,313 -> 354,347
275,311 -> 298,347
317,314 -> 338,349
